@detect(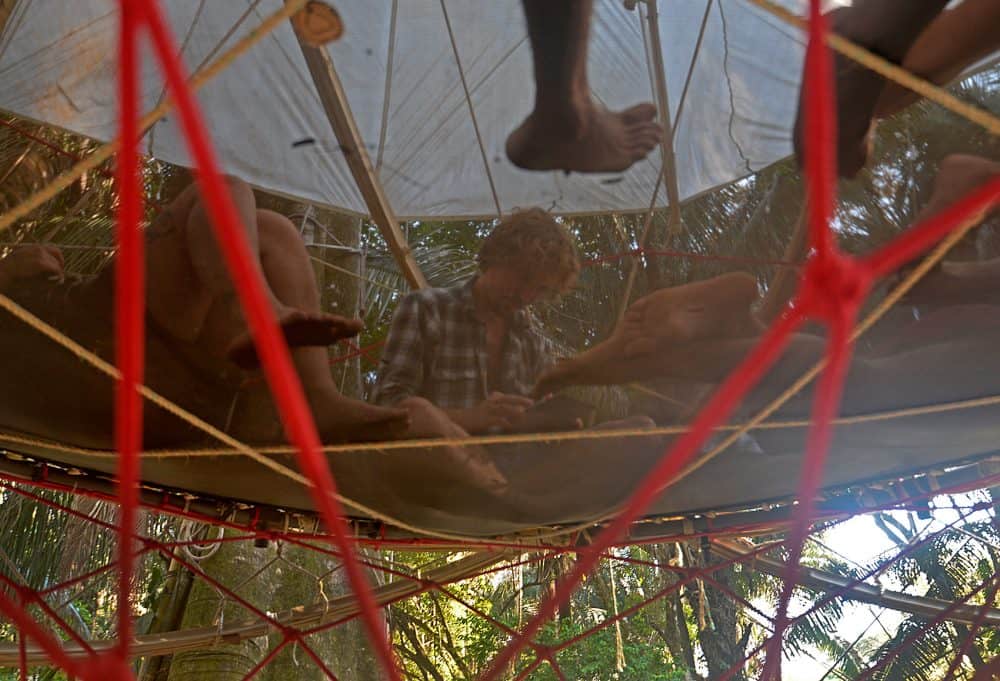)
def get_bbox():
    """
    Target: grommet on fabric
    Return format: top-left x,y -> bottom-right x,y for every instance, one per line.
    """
290,1 -> 344,46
